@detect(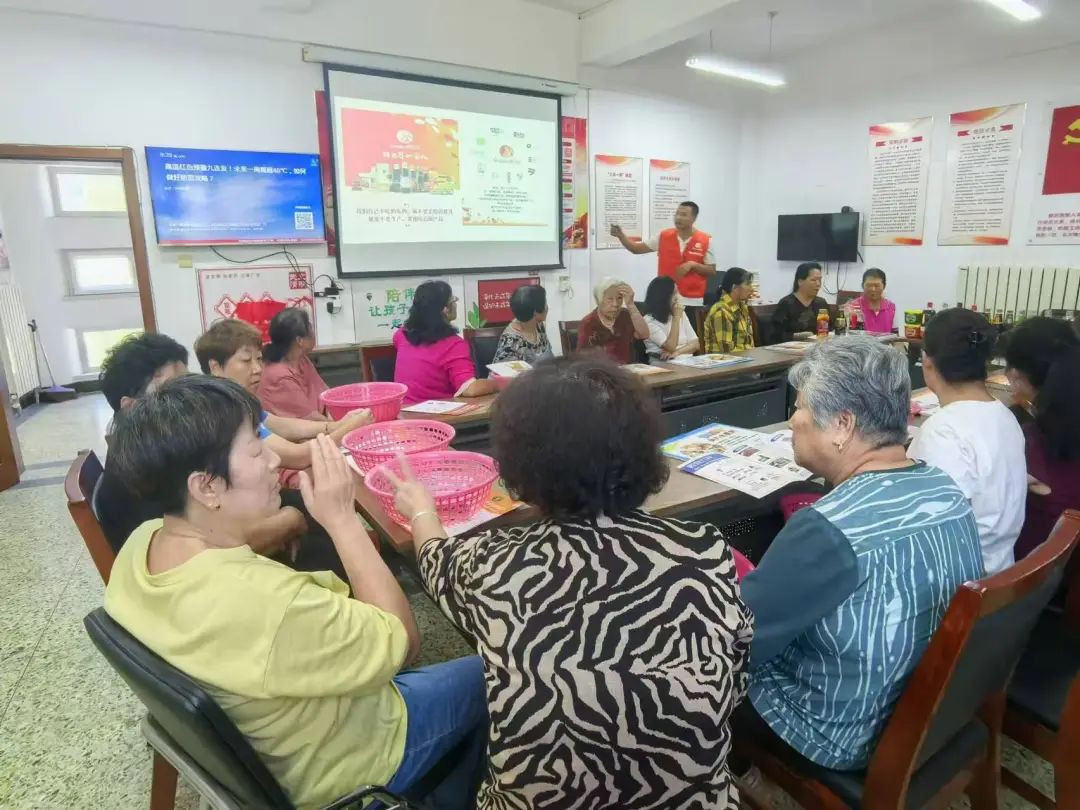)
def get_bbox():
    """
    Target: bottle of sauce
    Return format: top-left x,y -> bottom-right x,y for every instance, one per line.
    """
922,302 -> 935,332
816,308 -> 830,338
848,300 -> 862,331
835,308 -> 848,335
